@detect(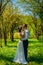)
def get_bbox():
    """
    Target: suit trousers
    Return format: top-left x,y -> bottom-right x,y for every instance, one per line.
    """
23,40 -> 28,61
